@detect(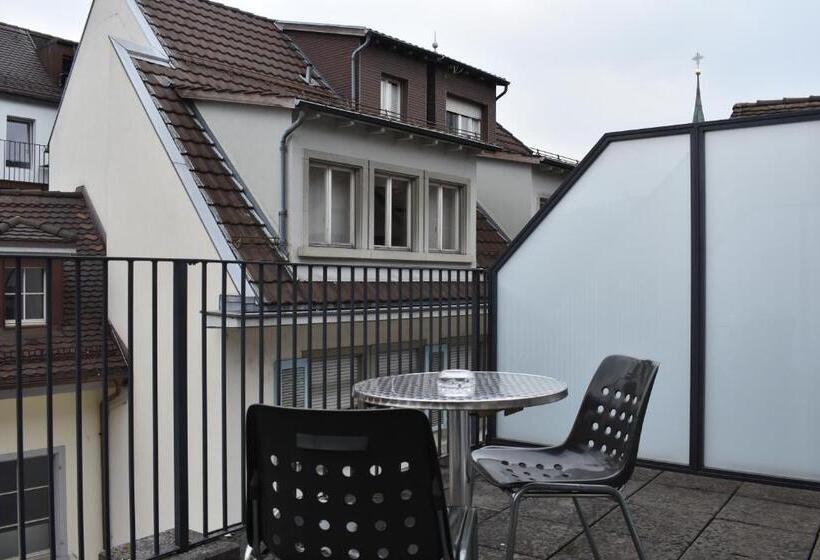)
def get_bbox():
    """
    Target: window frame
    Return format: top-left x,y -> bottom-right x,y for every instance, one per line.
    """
372,172 -> 414,250
445,96 -> 483,140
3,266 -> 47,327
307,161 -> 357,248
379,75 -> 403,120
5,118 -> 34,169
428,181 -> 463,253
0,448 -> 67,560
